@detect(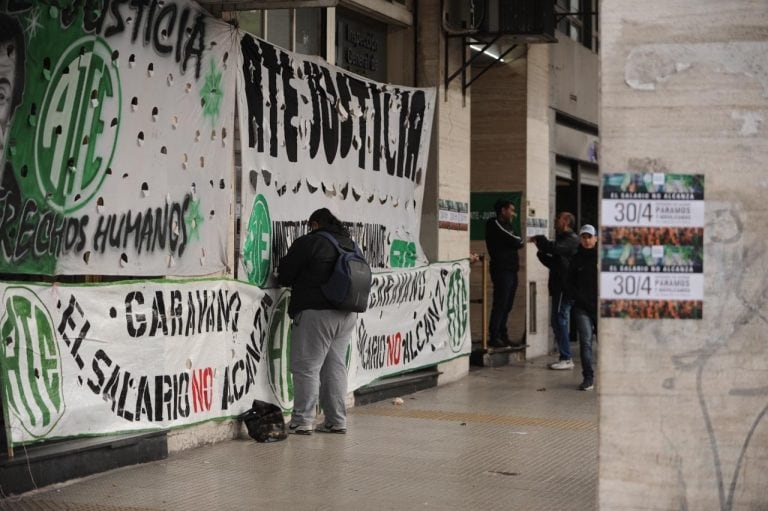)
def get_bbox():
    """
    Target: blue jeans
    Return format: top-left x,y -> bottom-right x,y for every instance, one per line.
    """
551,293 -> 573,360
573,307 -> 595,381
489,268 -> 518,341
